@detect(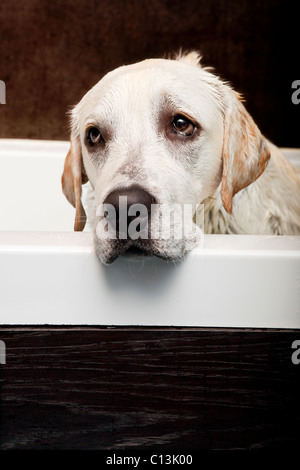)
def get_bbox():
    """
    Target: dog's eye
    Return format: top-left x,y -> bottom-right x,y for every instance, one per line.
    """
172,115 -> 195,136
86,127 -> 103,146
